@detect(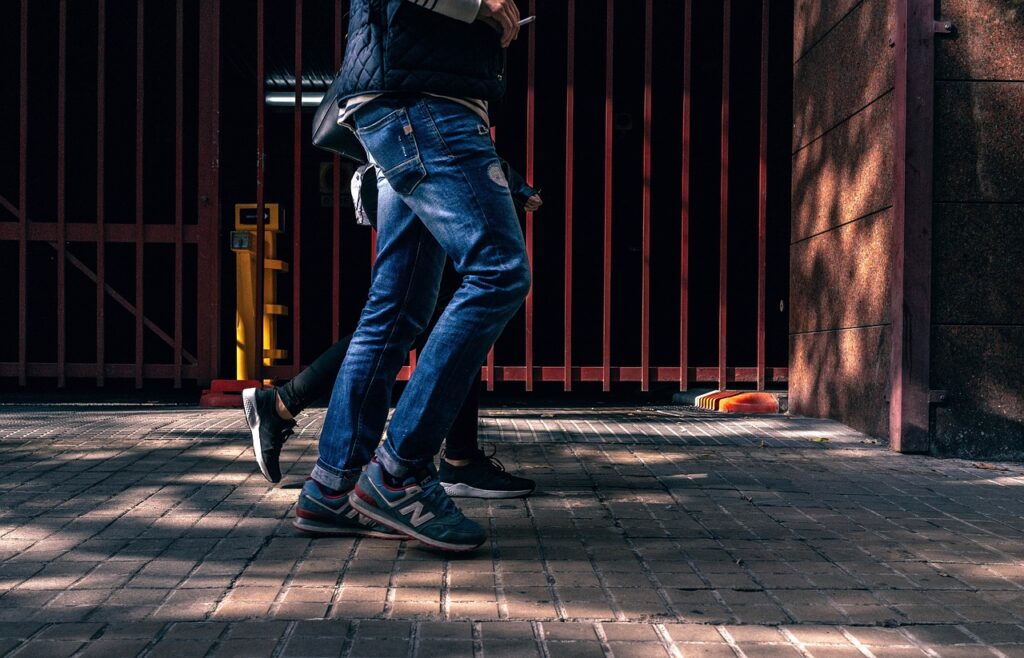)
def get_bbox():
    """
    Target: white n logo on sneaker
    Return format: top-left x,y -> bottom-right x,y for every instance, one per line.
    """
399,501 -> 435,527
